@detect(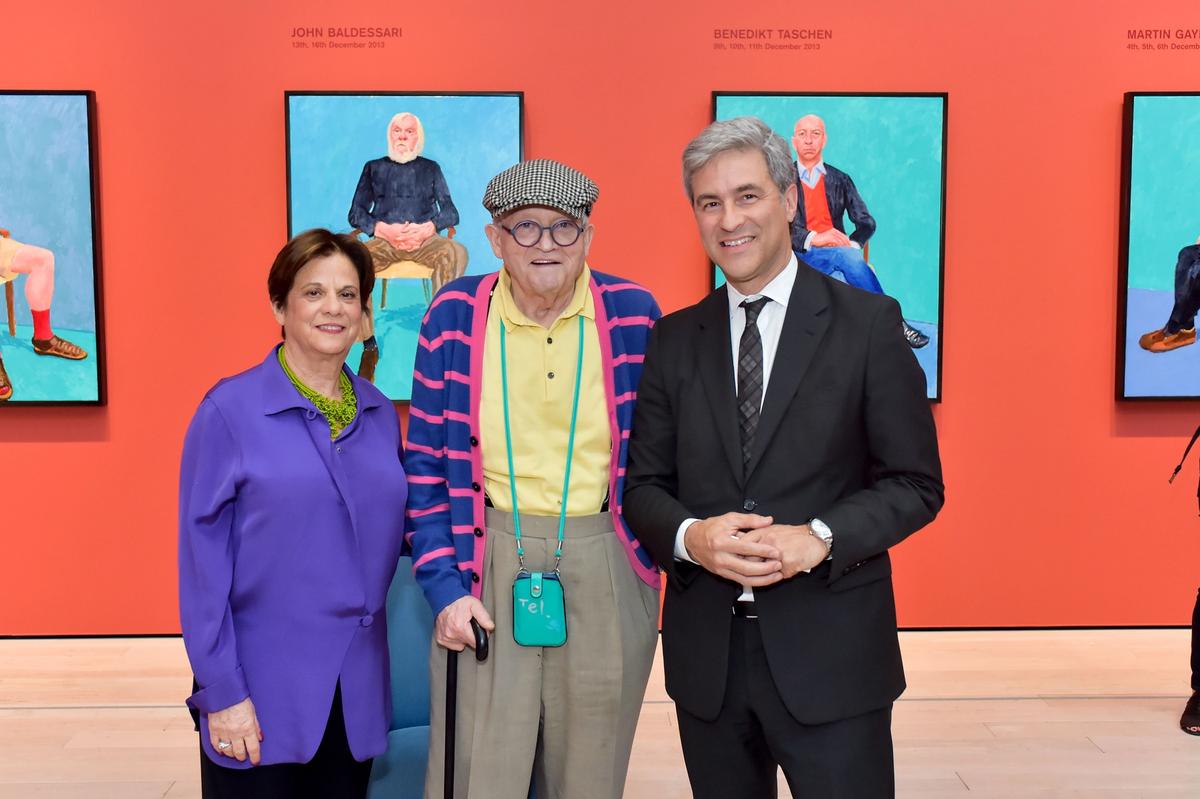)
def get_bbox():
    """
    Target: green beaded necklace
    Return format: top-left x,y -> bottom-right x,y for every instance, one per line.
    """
277,346 -> 358,440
